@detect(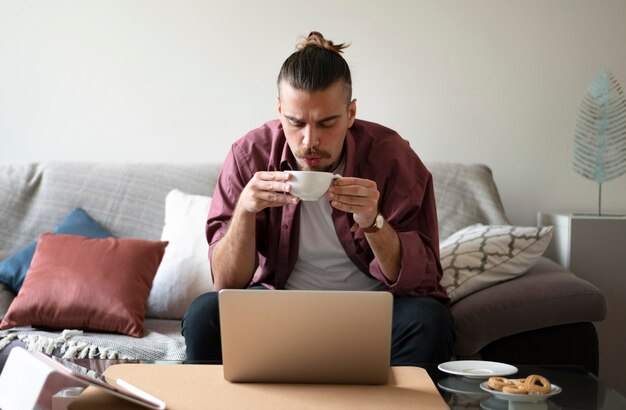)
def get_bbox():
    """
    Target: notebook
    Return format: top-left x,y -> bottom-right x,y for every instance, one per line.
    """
218,289 -> 393,384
